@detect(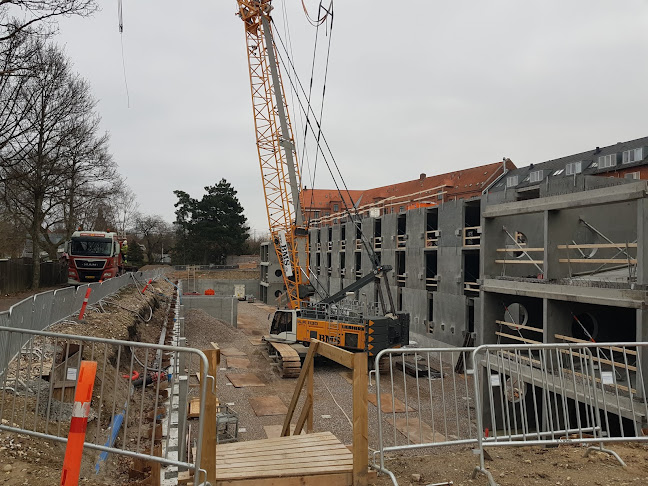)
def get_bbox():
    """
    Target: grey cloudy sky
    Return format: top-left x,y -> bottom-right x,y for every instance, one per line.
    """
55,0 -> 648,234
